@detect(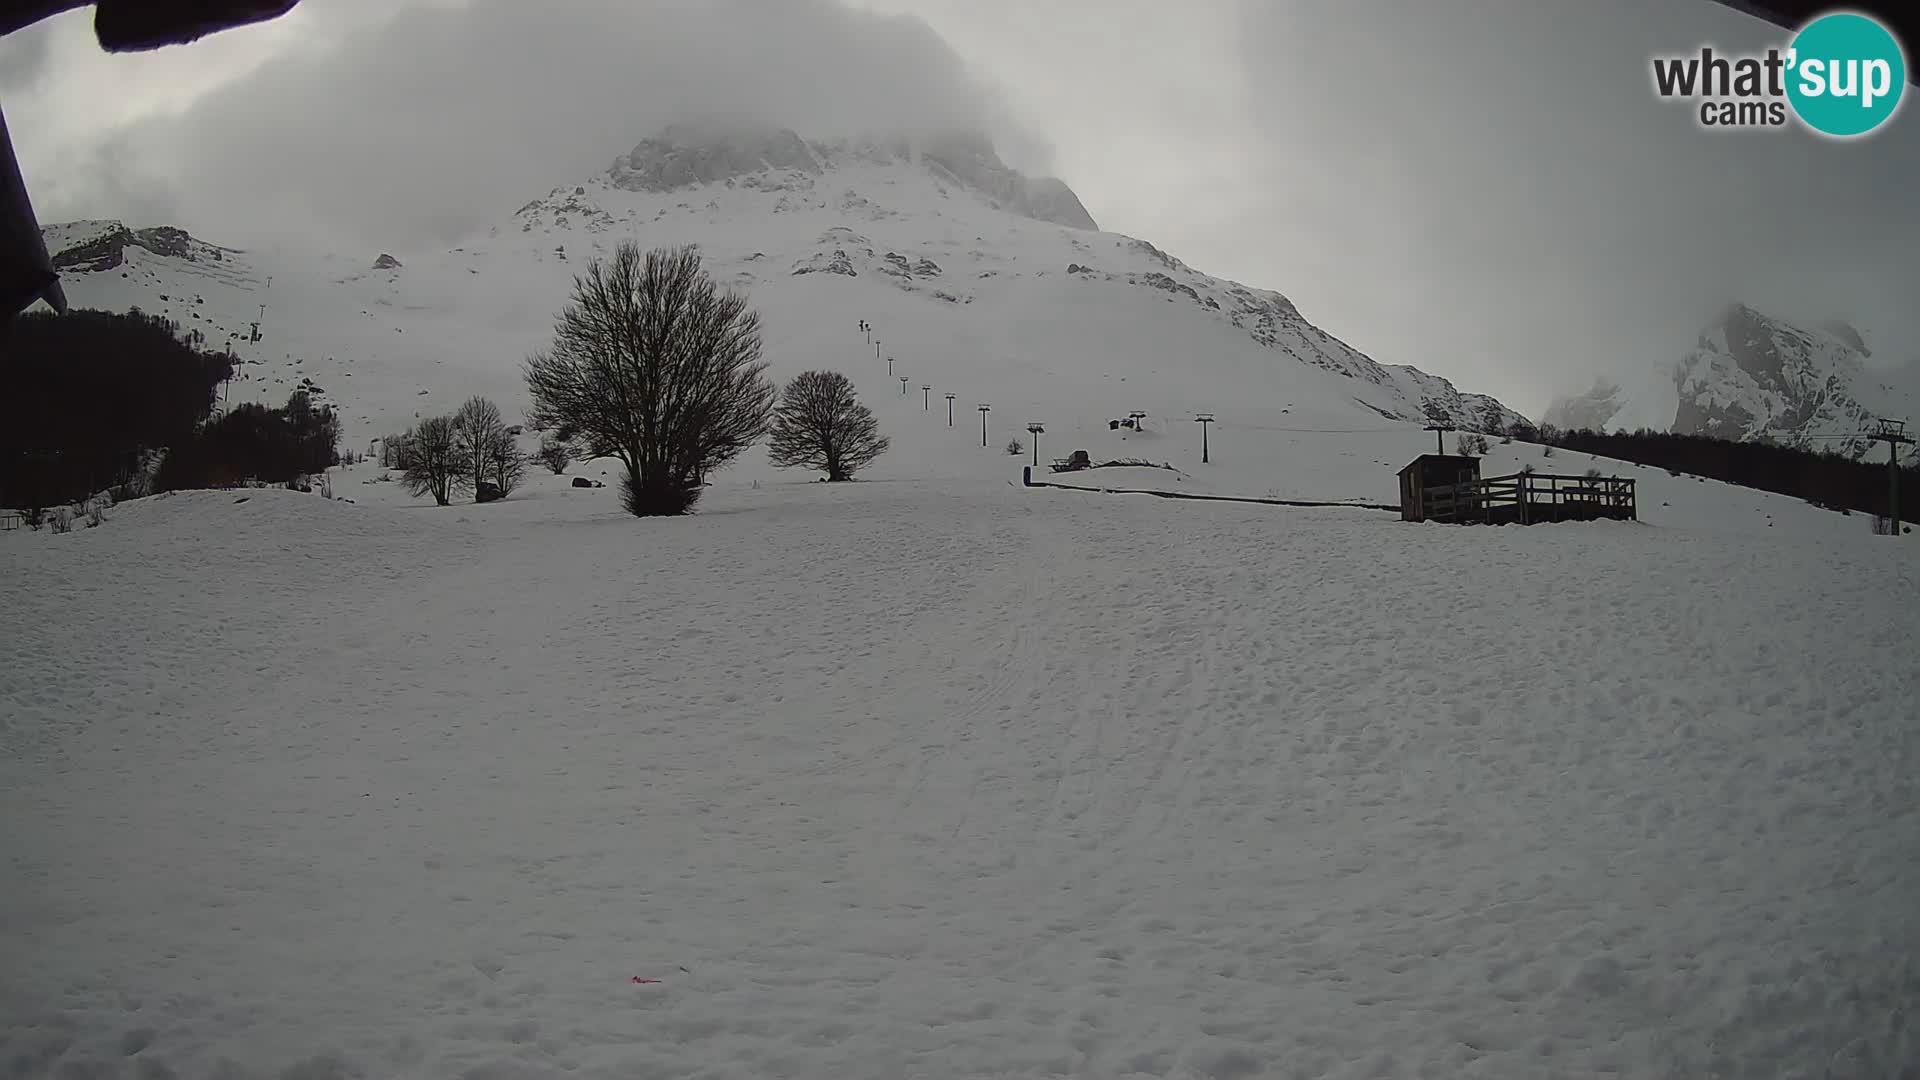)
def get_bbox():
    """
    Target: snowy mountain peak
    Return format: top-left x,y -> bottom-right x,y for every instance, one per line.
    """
1545,302 -> 1913,458
603,124 -> 1098,231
